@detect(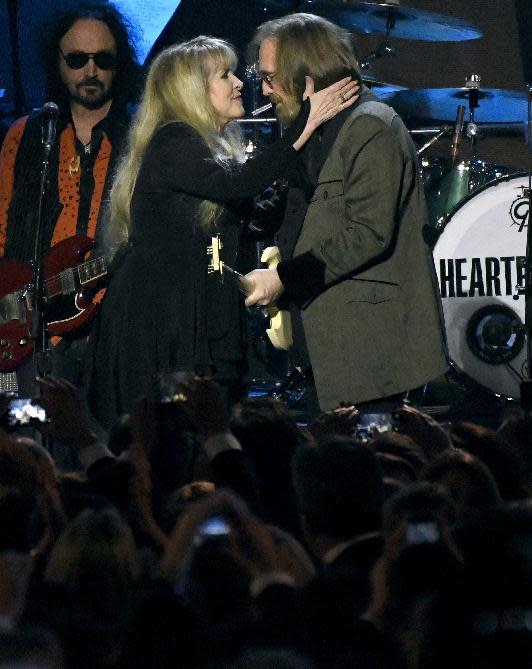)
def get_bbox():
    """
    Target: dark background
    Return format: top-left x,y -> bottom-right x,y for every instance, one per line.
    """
0,0 -> 530,167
